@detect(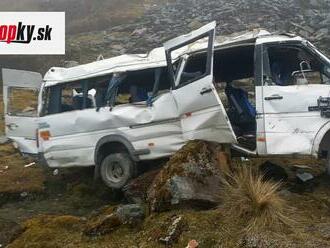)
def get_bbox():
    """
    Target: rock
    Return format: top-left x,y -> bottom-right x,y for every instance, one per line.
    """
148,141 -> 225,212
0,219 -> 24,247
291,171 -> 317,193
259,161 -> 288,182
63,60 -> 79,68
314,28 -> 329,41
131,27 -> 147,36
159,215 -> 186,245
83,204 -> 145,236
20,192 -> 28,198
116,204 -> 145,224
310,0 -> 323,8
0,136 -> 9,145
111,44 -> 124,51
188,20 -> 203,30
53,169 -> 59,176
168,175 -> 221,207
186,240 -> 199,248
291,22 -> 315,34
123,169 -> 160,204
84,212 -> 122,236
307,223 -> 330,240
239,233 -> 295,248
296,172 -> 314,183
